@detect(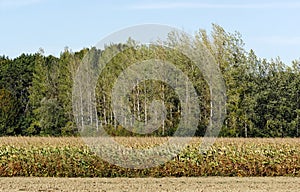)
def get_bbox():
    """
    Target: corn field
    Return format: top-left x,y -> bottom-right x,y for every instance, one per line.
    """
1,137 -> 300,177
